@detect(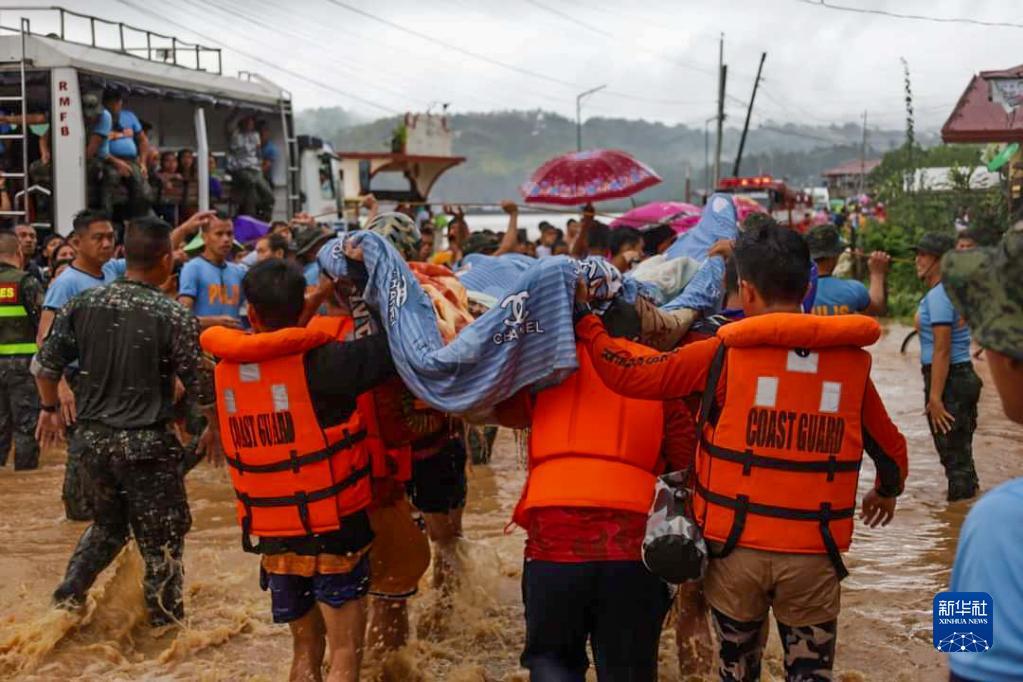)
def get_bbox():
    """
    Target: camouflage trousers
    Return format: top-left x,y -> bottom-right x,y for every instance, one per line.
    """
54,423 -> 192,626
0,356 -> 39,470
63,426 -> 95,520
923,362 -> 982,501
712,608 -> 837,682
